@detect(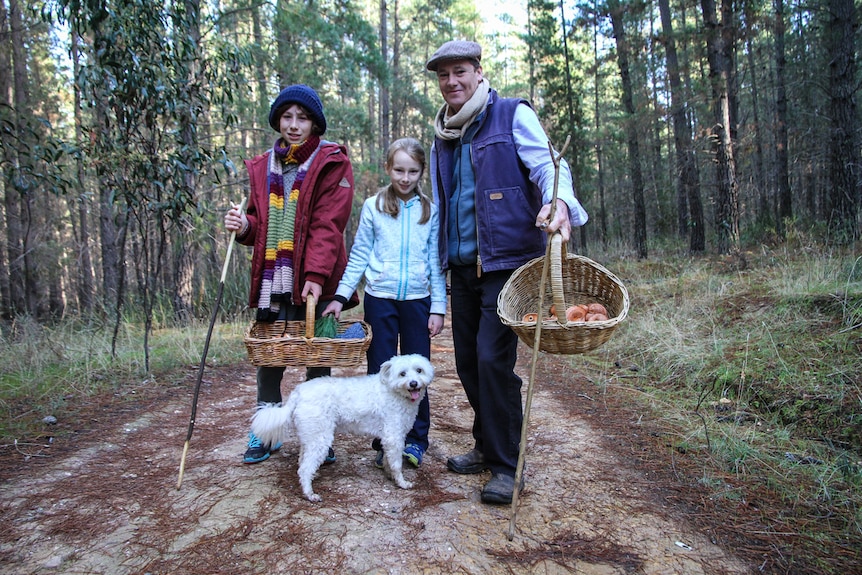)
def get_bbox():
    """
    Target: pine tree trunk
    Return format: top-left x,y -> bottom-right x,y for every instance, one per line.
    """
826,0 -> 860,239
379,0 -> 390,157
745,32 -> 769,229
172,0 -> 203,323
559,0 -> 586,251
0,0 -> 17,318
391,0 -> 401,139
774,0 -> 793,231
71,24 -> 95,314
701,0 -> 739,253
659,0 -> 704,252
592,0 -> 608,247
8,0 -> 37,315
92,20 -> 122,311
609,2 -> 648,259
252,3 -> 269,150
